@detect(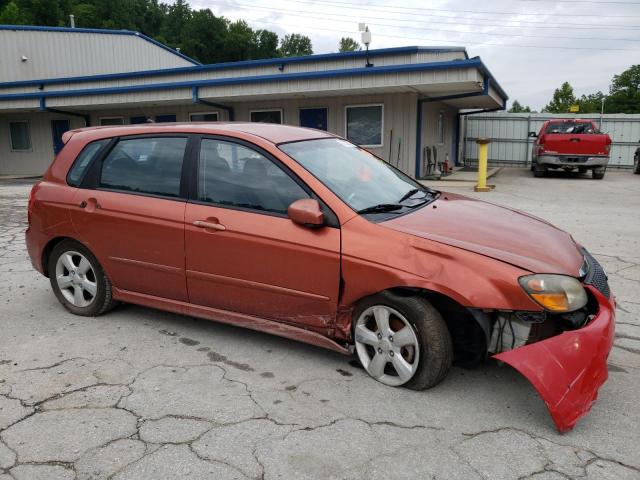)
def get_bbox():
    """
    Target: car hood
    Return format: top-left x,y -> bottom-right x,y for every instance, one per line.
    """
383,193 -> 583,275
